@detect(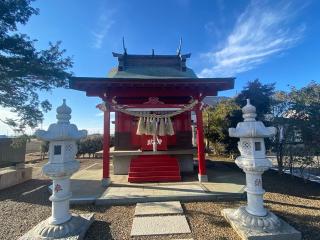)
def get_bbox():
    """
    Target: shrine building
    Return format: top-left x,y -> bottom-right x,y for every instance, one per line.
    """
70,46 -> 234,184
